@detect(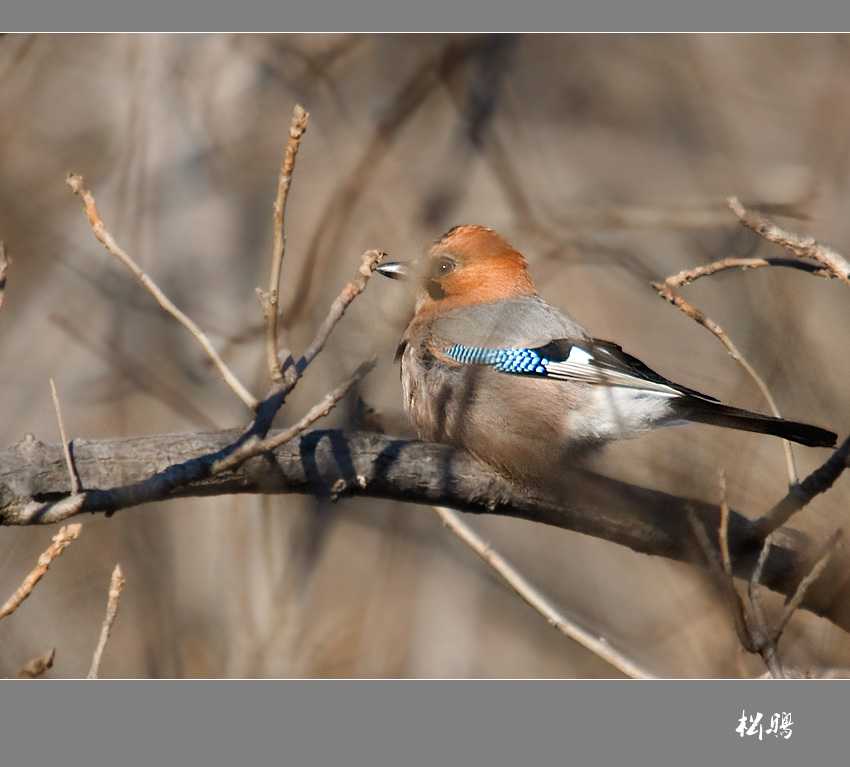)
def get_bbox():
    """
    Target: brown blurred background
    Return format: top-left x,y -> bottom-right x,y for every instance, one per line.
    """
1,34 -> 849,678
